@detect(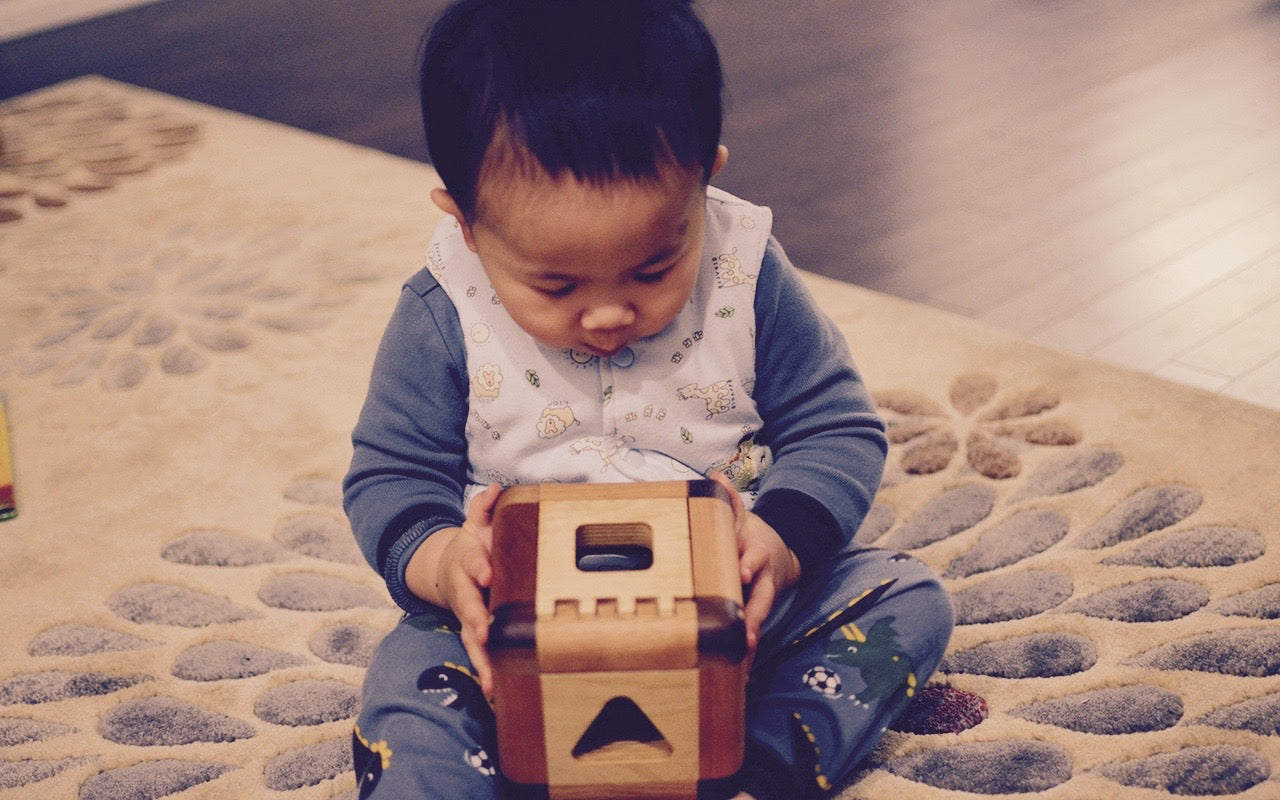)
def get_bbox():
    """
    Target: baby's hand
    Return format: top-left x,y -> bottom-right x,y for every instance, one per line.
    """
444,484 -> 503,697
405,484 -> 502,698
710,474 -> 801,654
